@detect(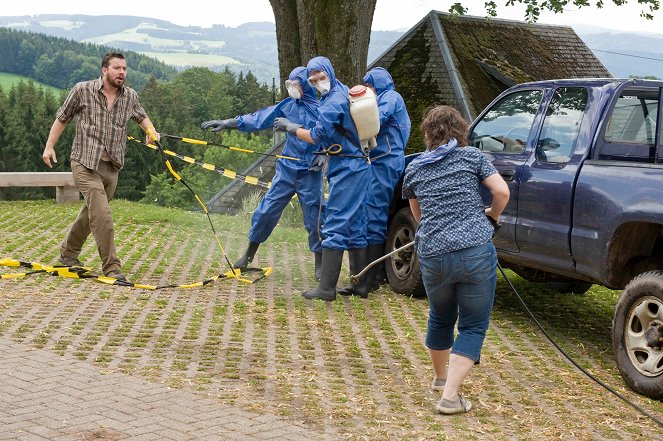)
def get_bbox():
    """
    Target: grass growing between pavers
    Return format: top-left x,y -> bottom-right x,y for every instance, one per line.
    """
1,199 -> 661,440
